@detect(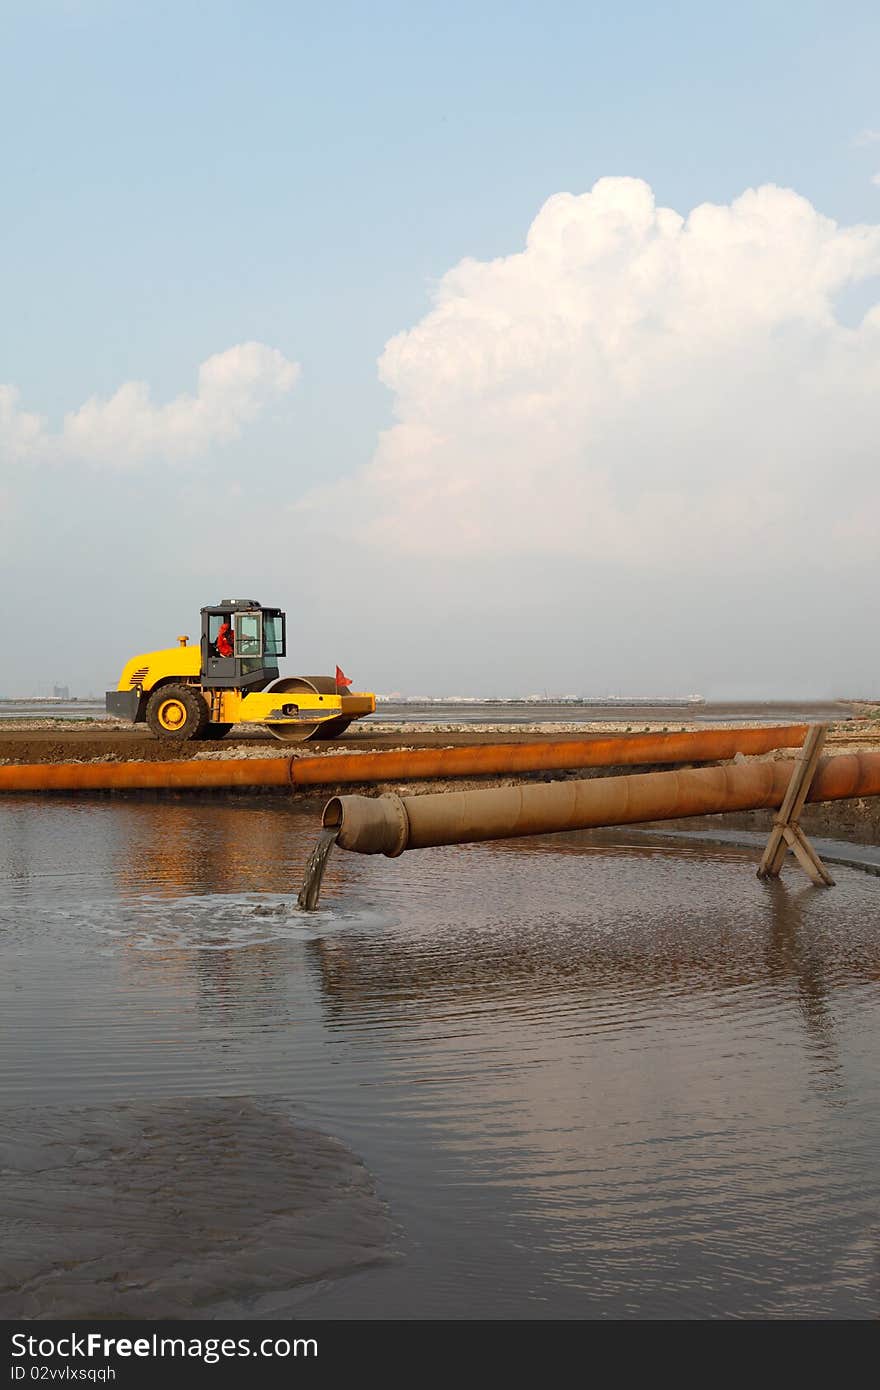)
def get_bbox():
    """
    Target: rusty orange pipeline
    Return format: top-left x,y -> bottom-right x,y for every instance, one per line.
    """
323,752 -> 880,856
290,725 -> 809,785
0,726 -> 810,795
0,757 -> 292,794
